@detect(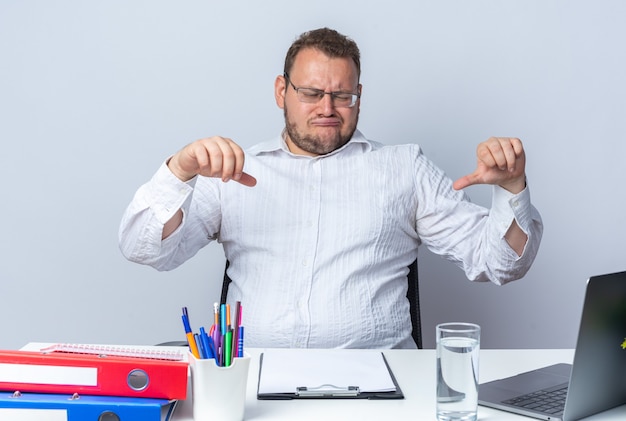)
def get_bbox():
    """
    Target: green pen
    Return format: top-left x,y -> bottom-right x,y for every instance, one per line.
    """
224,329 -> 233,367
